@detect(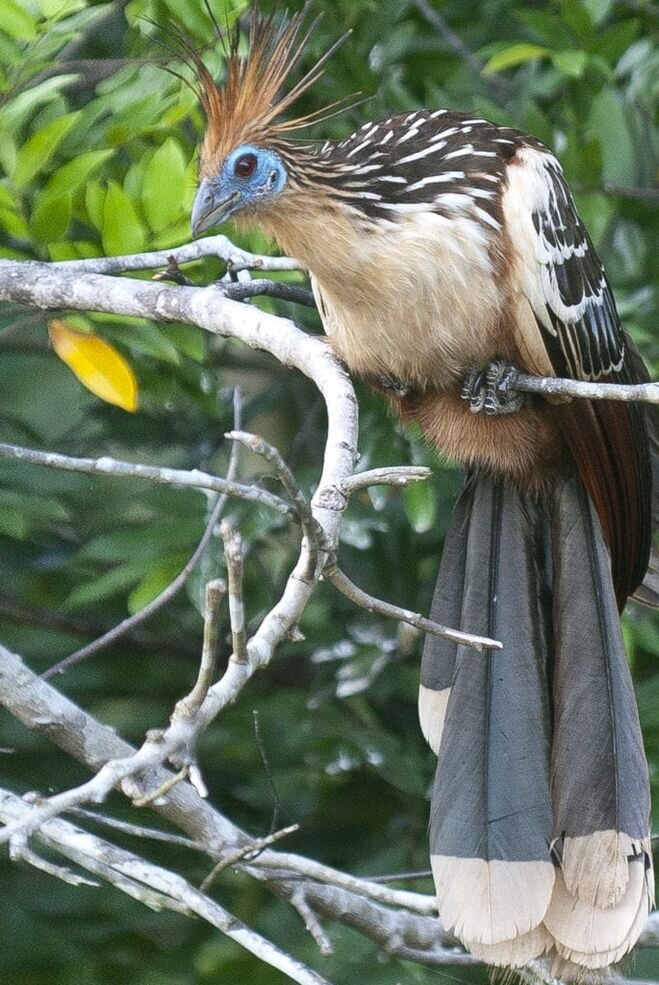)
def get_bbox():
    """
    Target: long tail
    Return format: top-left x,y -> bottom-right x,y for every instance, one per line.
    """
420,469 -> 653,973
